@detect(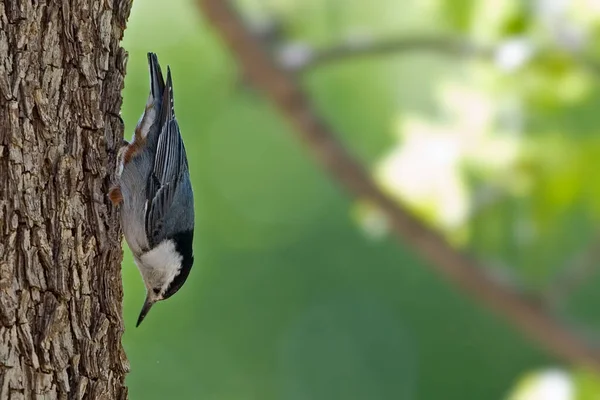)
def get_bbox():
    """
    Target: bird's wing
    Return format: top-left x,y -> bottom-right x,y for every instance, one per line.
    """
144,67 -> 187,246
